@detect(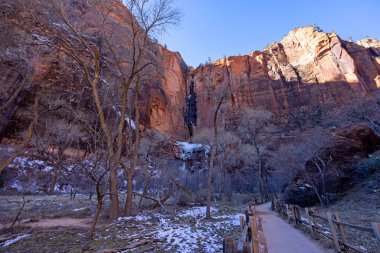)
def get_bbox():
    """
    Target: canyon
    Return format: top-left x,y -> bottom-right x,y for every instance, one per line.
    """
1,1 -> 380,252
1,0 -> 380,140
